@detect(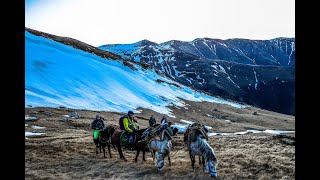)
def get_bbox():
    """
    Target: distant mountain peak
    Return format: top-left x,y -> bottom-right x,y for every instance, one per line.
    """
100,36 -> 295,115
